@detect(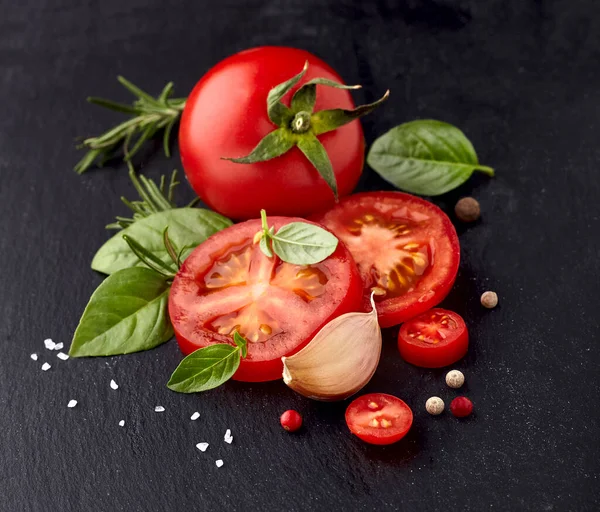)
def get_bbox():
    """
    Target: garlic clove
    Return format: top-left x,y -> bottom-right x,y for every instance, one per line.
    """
282,294 -> 381,401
